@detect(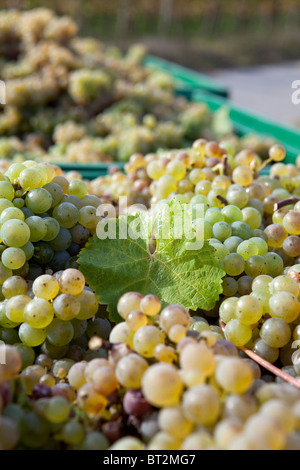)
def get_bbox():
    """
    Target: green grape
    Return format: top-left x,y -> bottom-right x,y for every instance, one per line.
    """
13,198 -> 25,208
19,168 -> 42,190
242,207 -> 262,229
43,183 -> 63,207
21,207 -> 34,219
21,241 -> 34,261
52,176 -> 69,194
70,224 -> 90,245
236,295 -> 263,325
53,294 -> 81,321
19,323 -> 47,347
86,318 -> 111,340
147,160 -> 165,180
181,384 -> 220,426
222,277 -> 238,296
260,317 -> 291,348
223,253 -> 245,276
249,237 -> 268,255
283,211 -> 300,235
204,208 -> 224,225
75,289 -> 99,320
133,325 -> 165,358
80,195 -> 101,209
25,216 -> 47,243
0,181 -> 14,201
13,343 -> 35,370
237,240 -> 259,260
0,260 -> 13,285
34,165 -> 48,187
282,236 -> 300,257
5,295 -> 31,323
78,206 -> 100,230
142,362 -> 182,407
1,247 -> 26,270
252,229 -> 268,241
245,255 -> 268,277
212,221 -> 232,242
215,357 -> 254,394
189,169 -> 206,185
263,252 -> 284,277
46,319 -> 74,347
78,432 -> 109,450
67,179 -> 88,199
25,189 -> 53,214
195,180 -> 211,196
0,199 -> 14,213
209,241 -> 229,260
0,207 -> 25,224
219,297 -> 238,323
224,319 -> 252,347
71,318 -> 87,339
0,219 -> 30,247
45,396 -> 70,424
269,275 -> 299,297
41,340 -> 69,360
246,198 -> 264,214
223,236 -> 243,253
52,202 -> 79,229
49,227 -> 72,251
221,205 -> 243,224
0,327 -> 19,344
20,411 -> 50,448
272,208 -> 289,226
207,189 -> 226,208
2,275 -> 27,299
202,220 -> 212,239
23,298 -> 54,329
264,224 -> 288,248
269,292 -> 300,323
5,163 -> 26,182
0,300 -> 19,328
231,221 -> 252,240
42,217 -> 60,241
32,241 -> 54,265
253,339 -> 279,363
237,275 -> 253,295
61,421 -> 85,445
62,195 -> 82,210
32,275 -> 59,300
252,274 -> 272,291
226,185 -> 248,208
